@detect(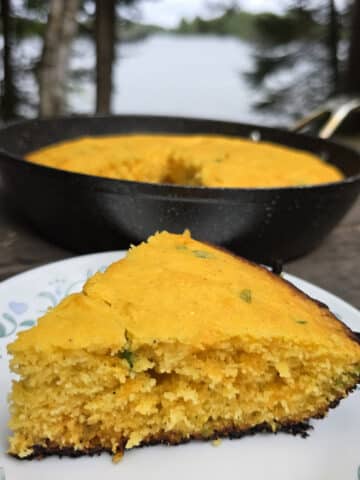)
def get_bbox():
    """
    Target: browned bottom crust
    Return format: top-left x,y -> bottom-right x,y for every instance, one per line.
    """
11,377 -> 360,460
13,421 -> 312,460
